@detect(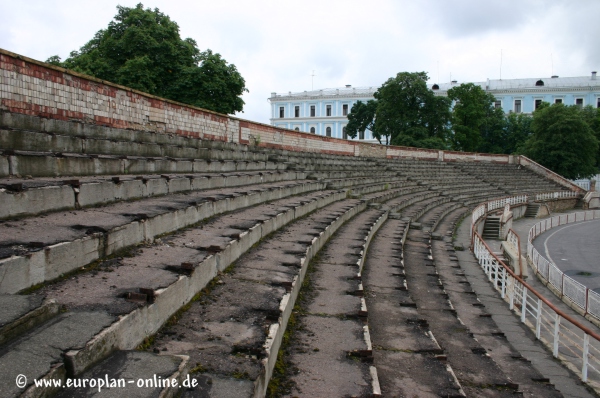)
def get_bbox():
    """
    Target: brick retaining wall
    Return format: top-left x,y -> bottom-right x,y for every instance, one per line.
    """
0,47 -> 585,193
